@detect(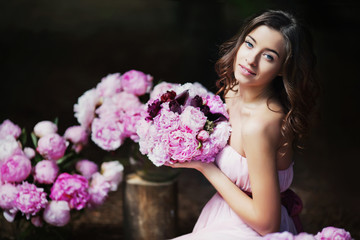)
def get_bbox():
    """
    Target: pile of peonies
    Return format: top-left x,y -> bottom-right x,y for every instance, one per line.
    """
0,119 -> 124,227
263,226 -> 353,240
74,70 -> 153,151
137,82 -> 232,166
